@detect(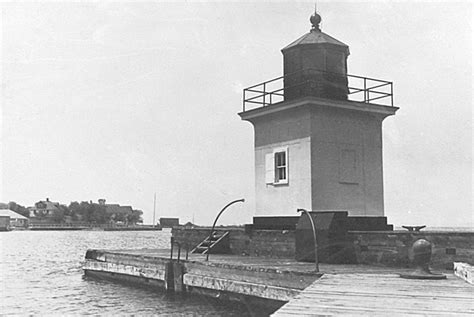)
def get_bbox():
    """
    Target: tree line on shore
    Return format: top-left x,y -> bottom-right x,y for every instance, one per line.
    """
0,201 -> 29,218
0,201 -> 143,224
